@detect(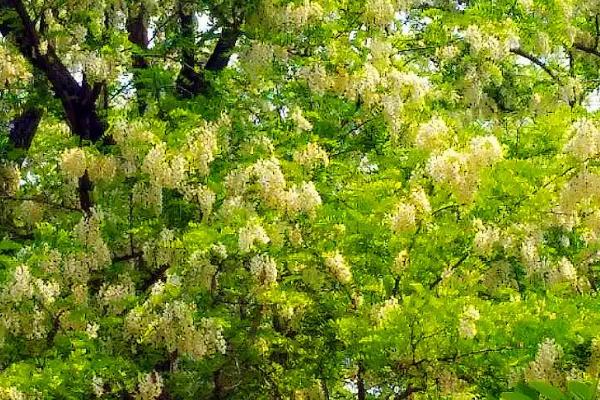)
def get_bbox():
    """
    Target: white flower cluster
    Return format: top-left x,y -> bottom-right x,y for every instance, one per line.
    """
239,222 -> 271,253
126,299 -> 226,360
520,235 -> 543,276
392,250 -> 409,275
181,184 -> 216,217
143,228 -> 180,269
225,158 -> 323,217
284,181 -> 323,217
249,254 -> 278,286
111,120 -> 155,175
98,278 -> 135,314
415,117 -> 452,152
35,278 -> 61,306
60,147 -> 87,180
260,0 -> 323,29
355,63 -> 381,106
358,155 -> 379,174
7,264 -> 34,303
563,119 -> 600,161
388,70 -> 432,103
390,203 -> 417,233
369,38 -> 394,66
0,265 -> 62,340
376,297 -> 400,323
0,163 -> 20,195
389,186 -> 431,233
557,169 -> 600,229
14,200 -> 44,227
74,210 -> 112,270
298,64 -> 331,94
133,182 -> 163,216
242,135 -> 275,155
0,44 -> 31,88
135,371 -> 163,400
142,143 -> 187,189
186,250 -> 218,291
293,142 -> 330,171
470,135 -> 504,167
427,135 -> 503,202
524,338 -> 563,383
290,107 -> 313,131
582,211 -> 600,244
463,25 -> 517,60
381,70 -> 432,127
458,305 -> 480,339
324,251 -> 352,284
363,0 -> 396,27
549,257 -> 578,285
87,154 -> 117,183
242,42 -> 275,78
82,51 -> 114,83
472,219 -> 502,257
282,0 -> 324,26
